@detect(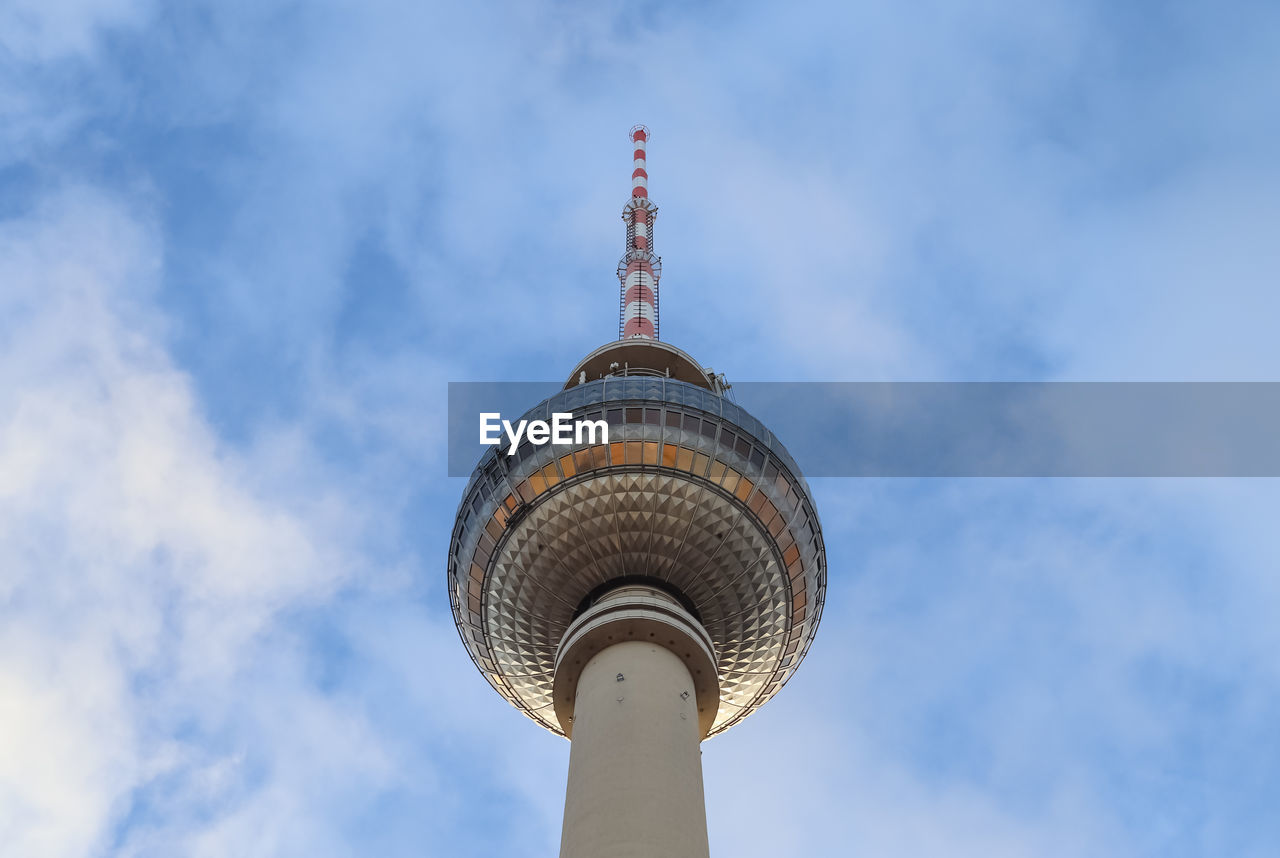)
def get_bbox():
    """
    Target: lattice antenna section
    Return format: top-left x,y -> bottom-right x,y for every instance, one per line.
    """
619,125 -> 662,339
